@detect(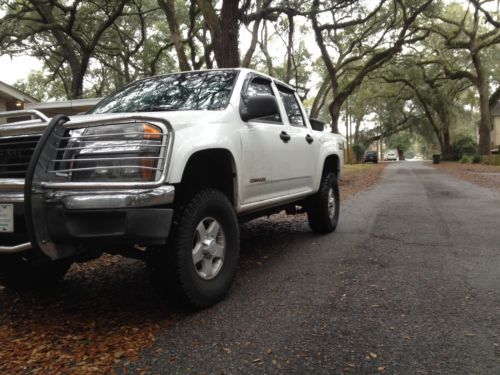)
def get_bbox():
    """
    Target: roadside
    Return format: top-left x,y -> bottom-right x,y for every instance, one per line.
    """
0,164 -> 386,375
340,163 -> 386,201
430,161 -> 500,194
